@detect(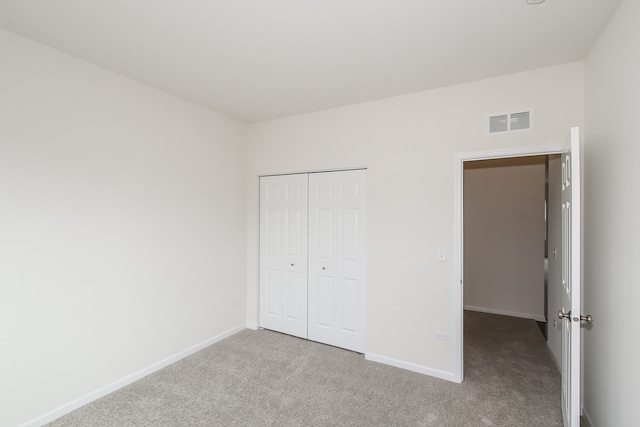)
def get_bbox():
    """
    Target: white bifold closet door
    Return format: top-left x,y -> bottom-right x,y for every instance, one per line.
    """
308,170 -> 367,353
259,174 -> 309,339
259,170 -> 366,353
